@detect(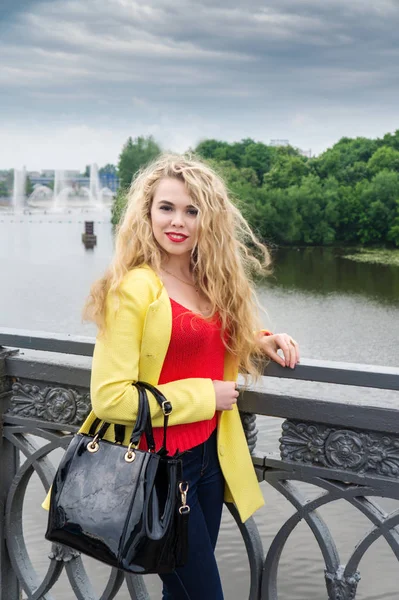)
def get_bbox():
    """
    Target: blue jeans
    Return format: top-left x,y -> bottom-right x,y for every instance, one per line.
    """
160,429 -> 225,600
